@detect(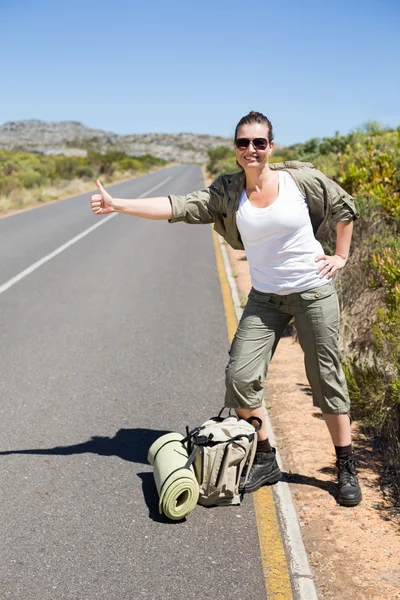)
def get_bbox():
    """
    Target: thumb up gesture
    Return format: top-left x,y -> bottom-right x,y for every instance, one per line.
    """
91,180 -> 114,215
